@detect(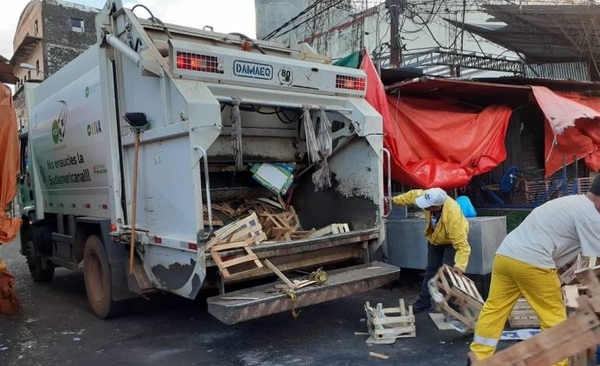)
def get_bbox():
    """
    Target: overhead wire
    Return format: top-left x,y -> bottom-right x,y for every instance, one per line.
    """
275,0 -> 348,39
262,0 -> 324,40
